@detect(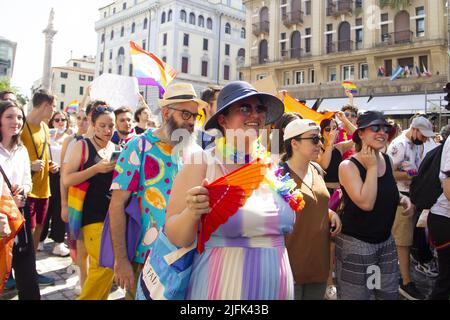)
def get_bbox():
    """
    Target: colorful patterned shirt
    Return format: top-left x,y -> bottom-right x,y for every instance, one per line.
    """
110,129 -> 178,264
